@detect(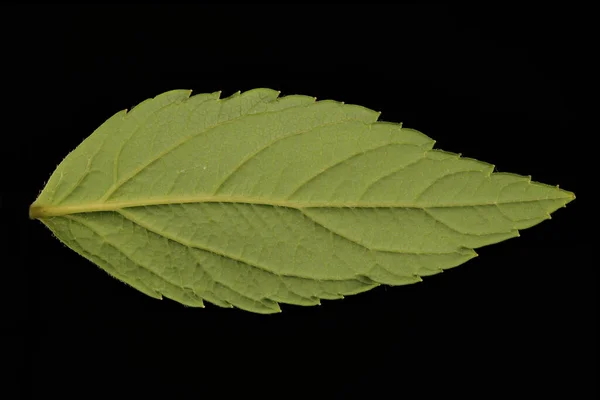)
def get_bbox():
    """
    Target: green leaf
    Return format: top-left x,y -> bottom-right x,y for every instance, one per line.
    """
30,88 -> 575,314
